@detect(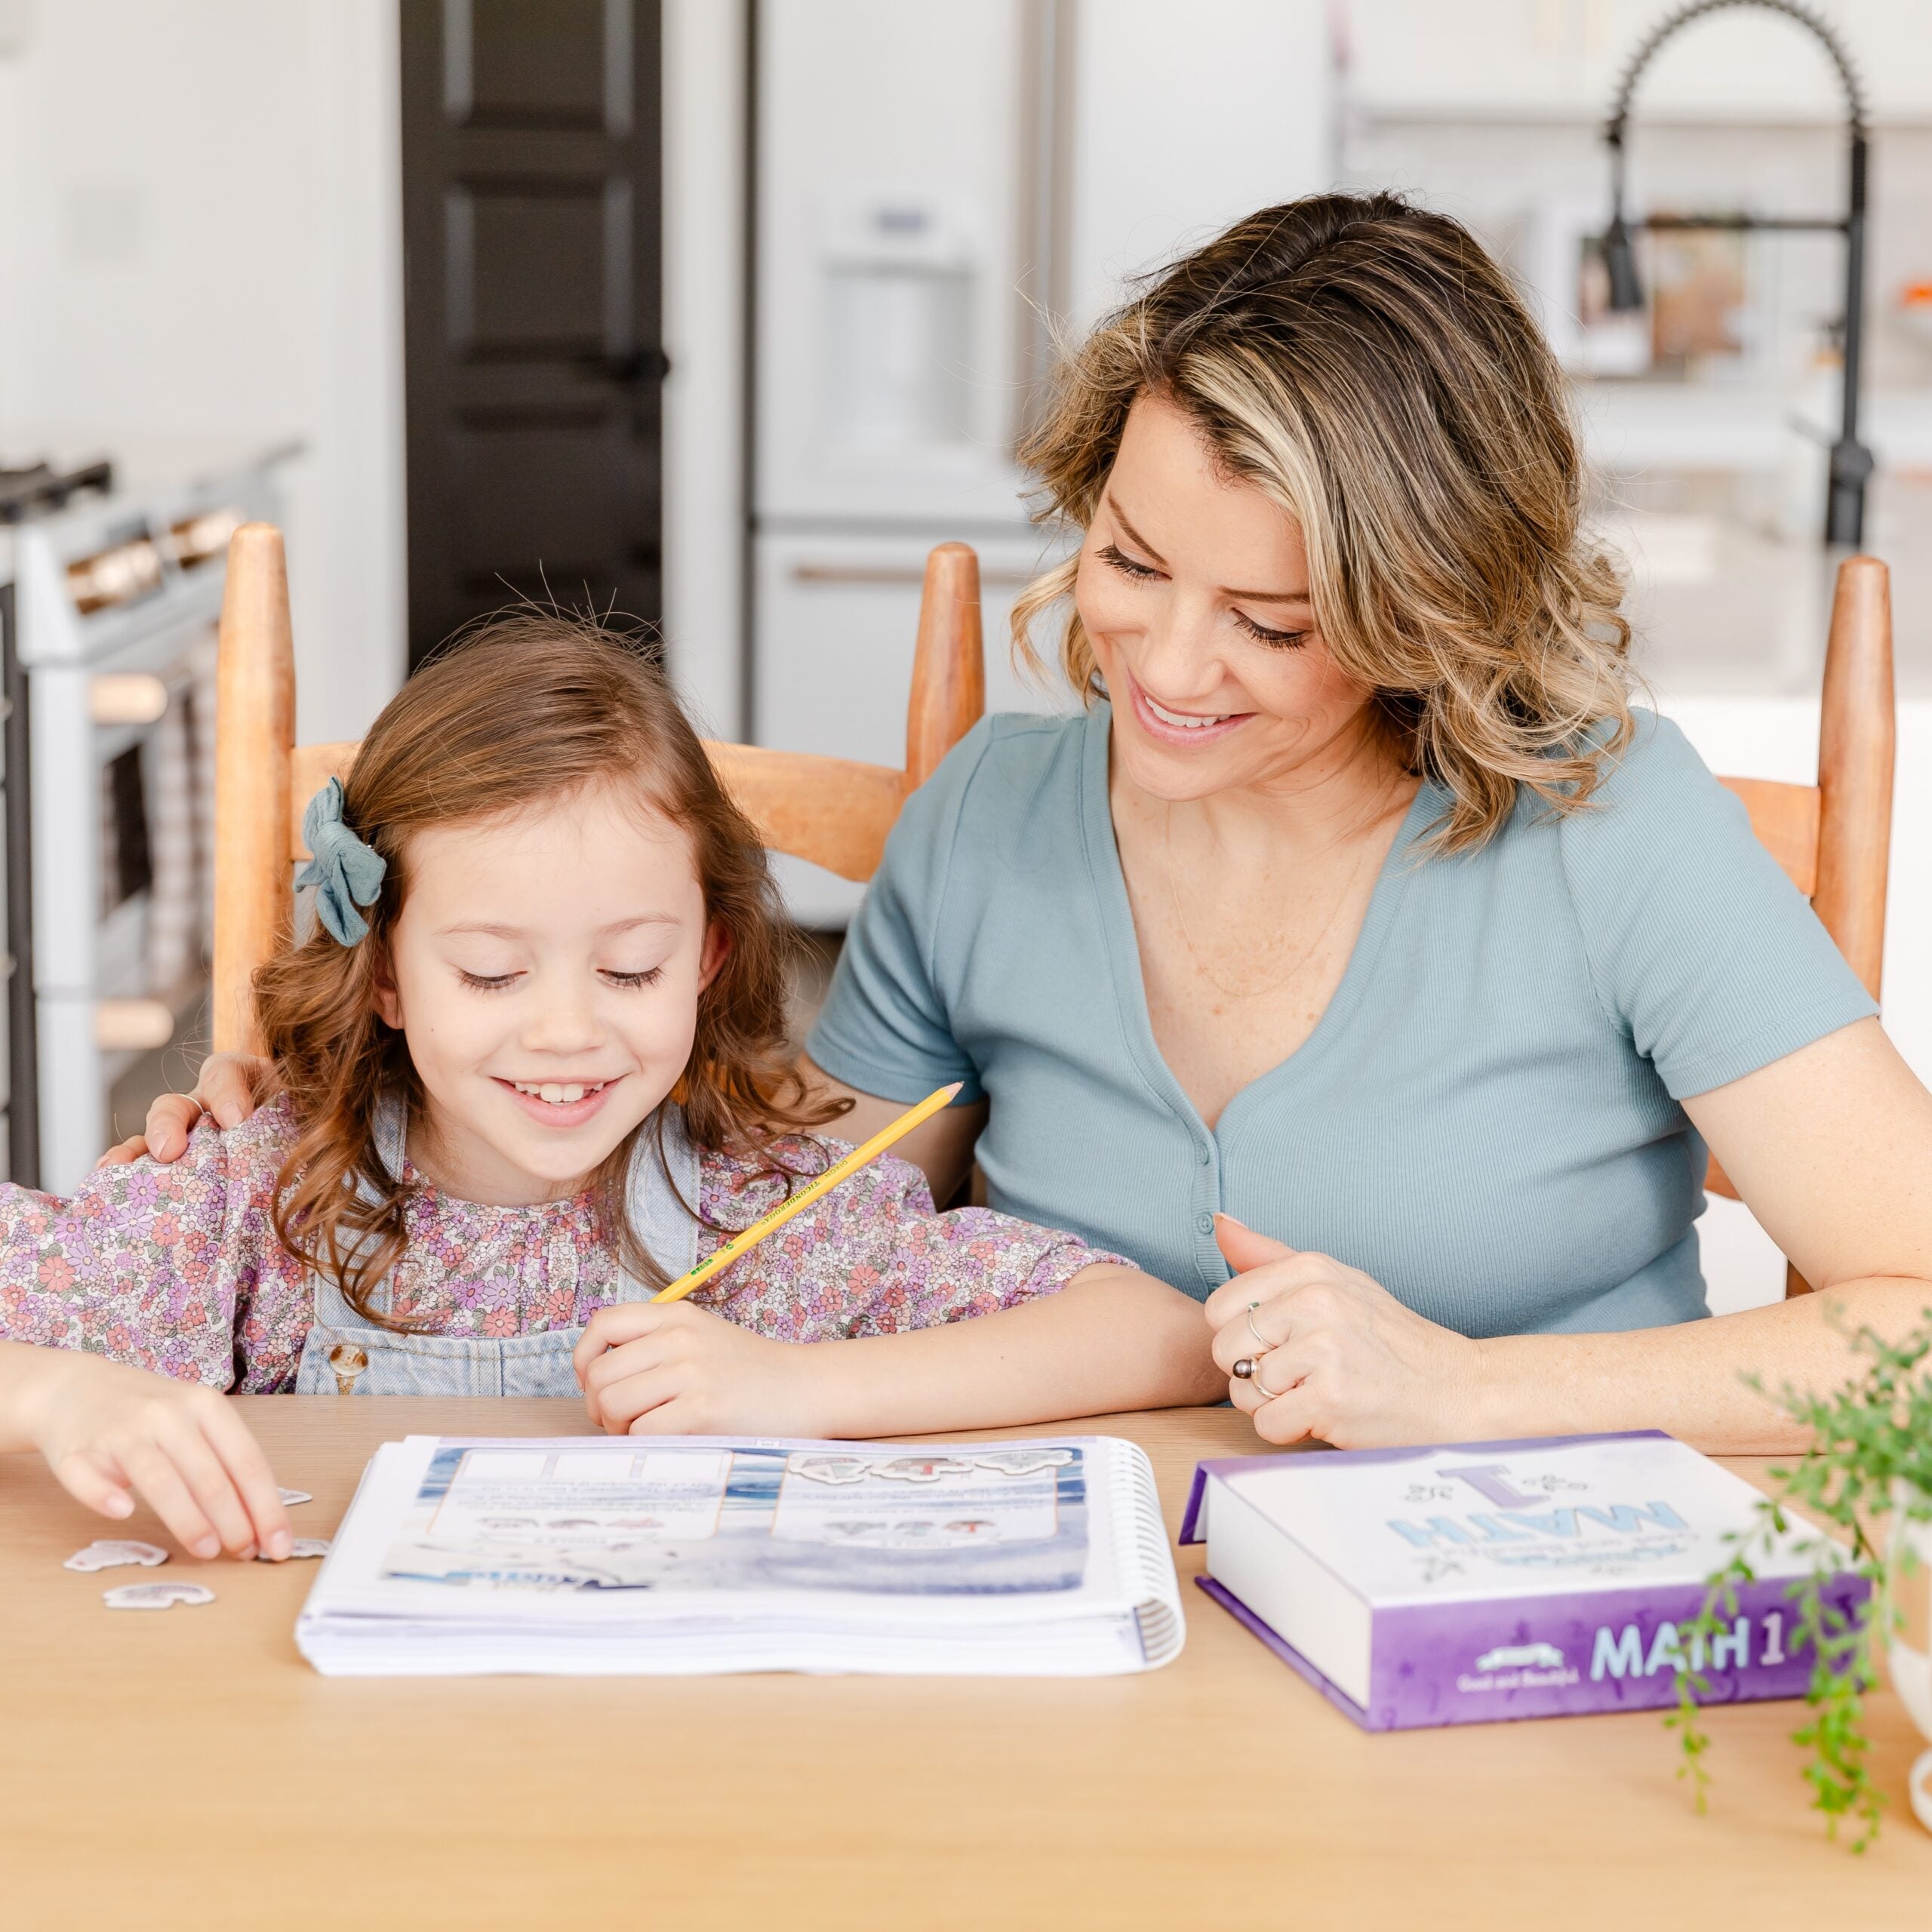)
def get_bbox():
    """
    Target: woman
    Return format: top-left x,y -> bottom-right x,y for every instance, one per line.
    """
130,194 -> 1932,1453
